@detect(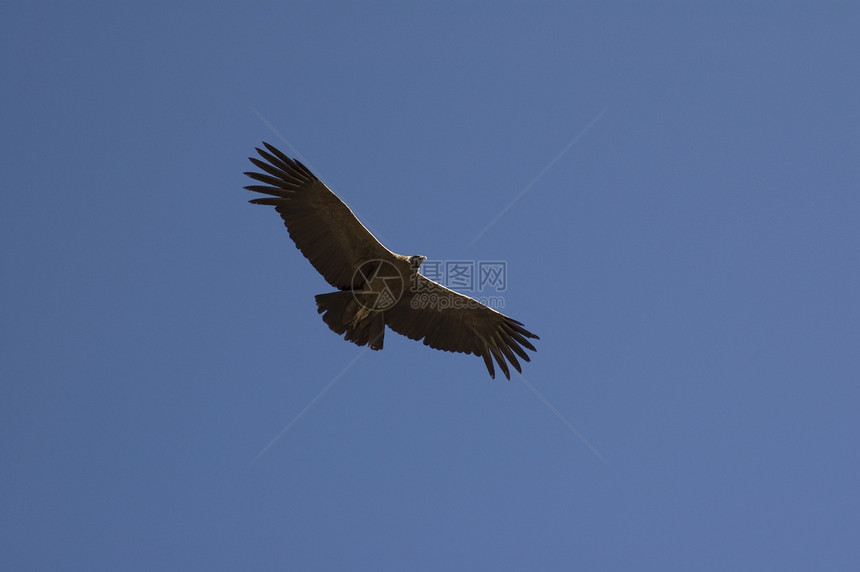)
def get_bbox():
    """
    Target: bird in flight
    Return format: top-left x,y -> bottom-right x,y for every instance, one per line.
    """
244,143 -> 539,379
